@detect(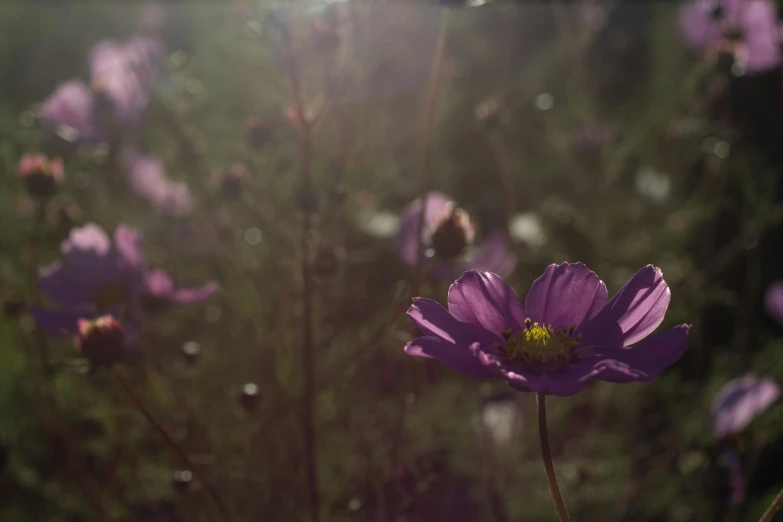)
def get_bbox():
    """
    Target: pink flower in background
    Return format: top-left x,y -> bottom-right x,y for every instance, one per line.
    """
39,80 -> 98,143
39,35 -> 164,143
122,148 -> 194,216
33,223 -> 217,336
712,375 -> 781,439
679,0 -> 782,74
89,36 -> 164,126
405,263 -> 689,396
397,192 -> 516,280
